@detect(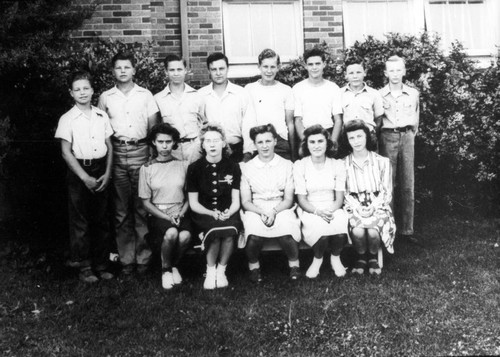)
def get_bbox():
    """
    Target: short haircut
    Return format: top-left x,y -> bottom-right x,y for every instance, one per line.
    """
301,124 -> 336,158
344,56 -> 365,70
342,119 -> 377,152
68,71 -> 93,88
199,123 -> 229,157
206,52 -> 229,68
164,54 -> 187,68
249,124 -> 278,142
258,48 -> 281,66
111,52 -> 136,68
303,48 -> 326,63
147,122 -> 180,153
385,55 -> 405,69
